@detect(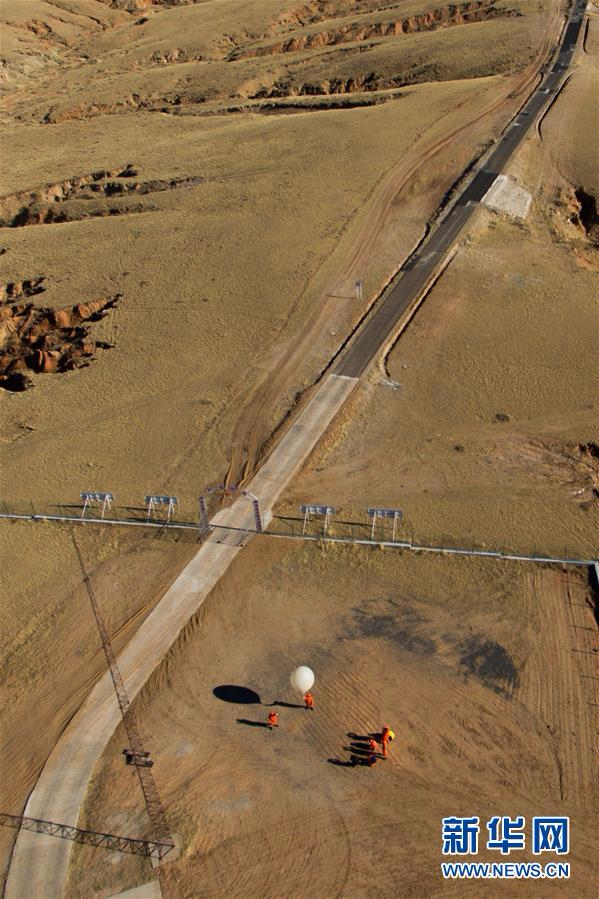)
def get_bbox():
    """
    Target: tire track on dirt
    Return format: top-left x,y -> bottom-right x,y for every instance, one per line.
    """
223,0 -> 564,490
518,569 -> 597,810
